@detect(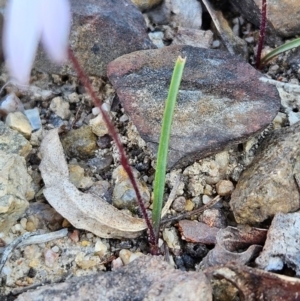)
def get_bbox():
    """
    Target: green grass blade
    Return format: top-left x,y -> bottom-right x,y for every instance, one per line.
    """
261,37 -> 300,66
152,56 -> 186,240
